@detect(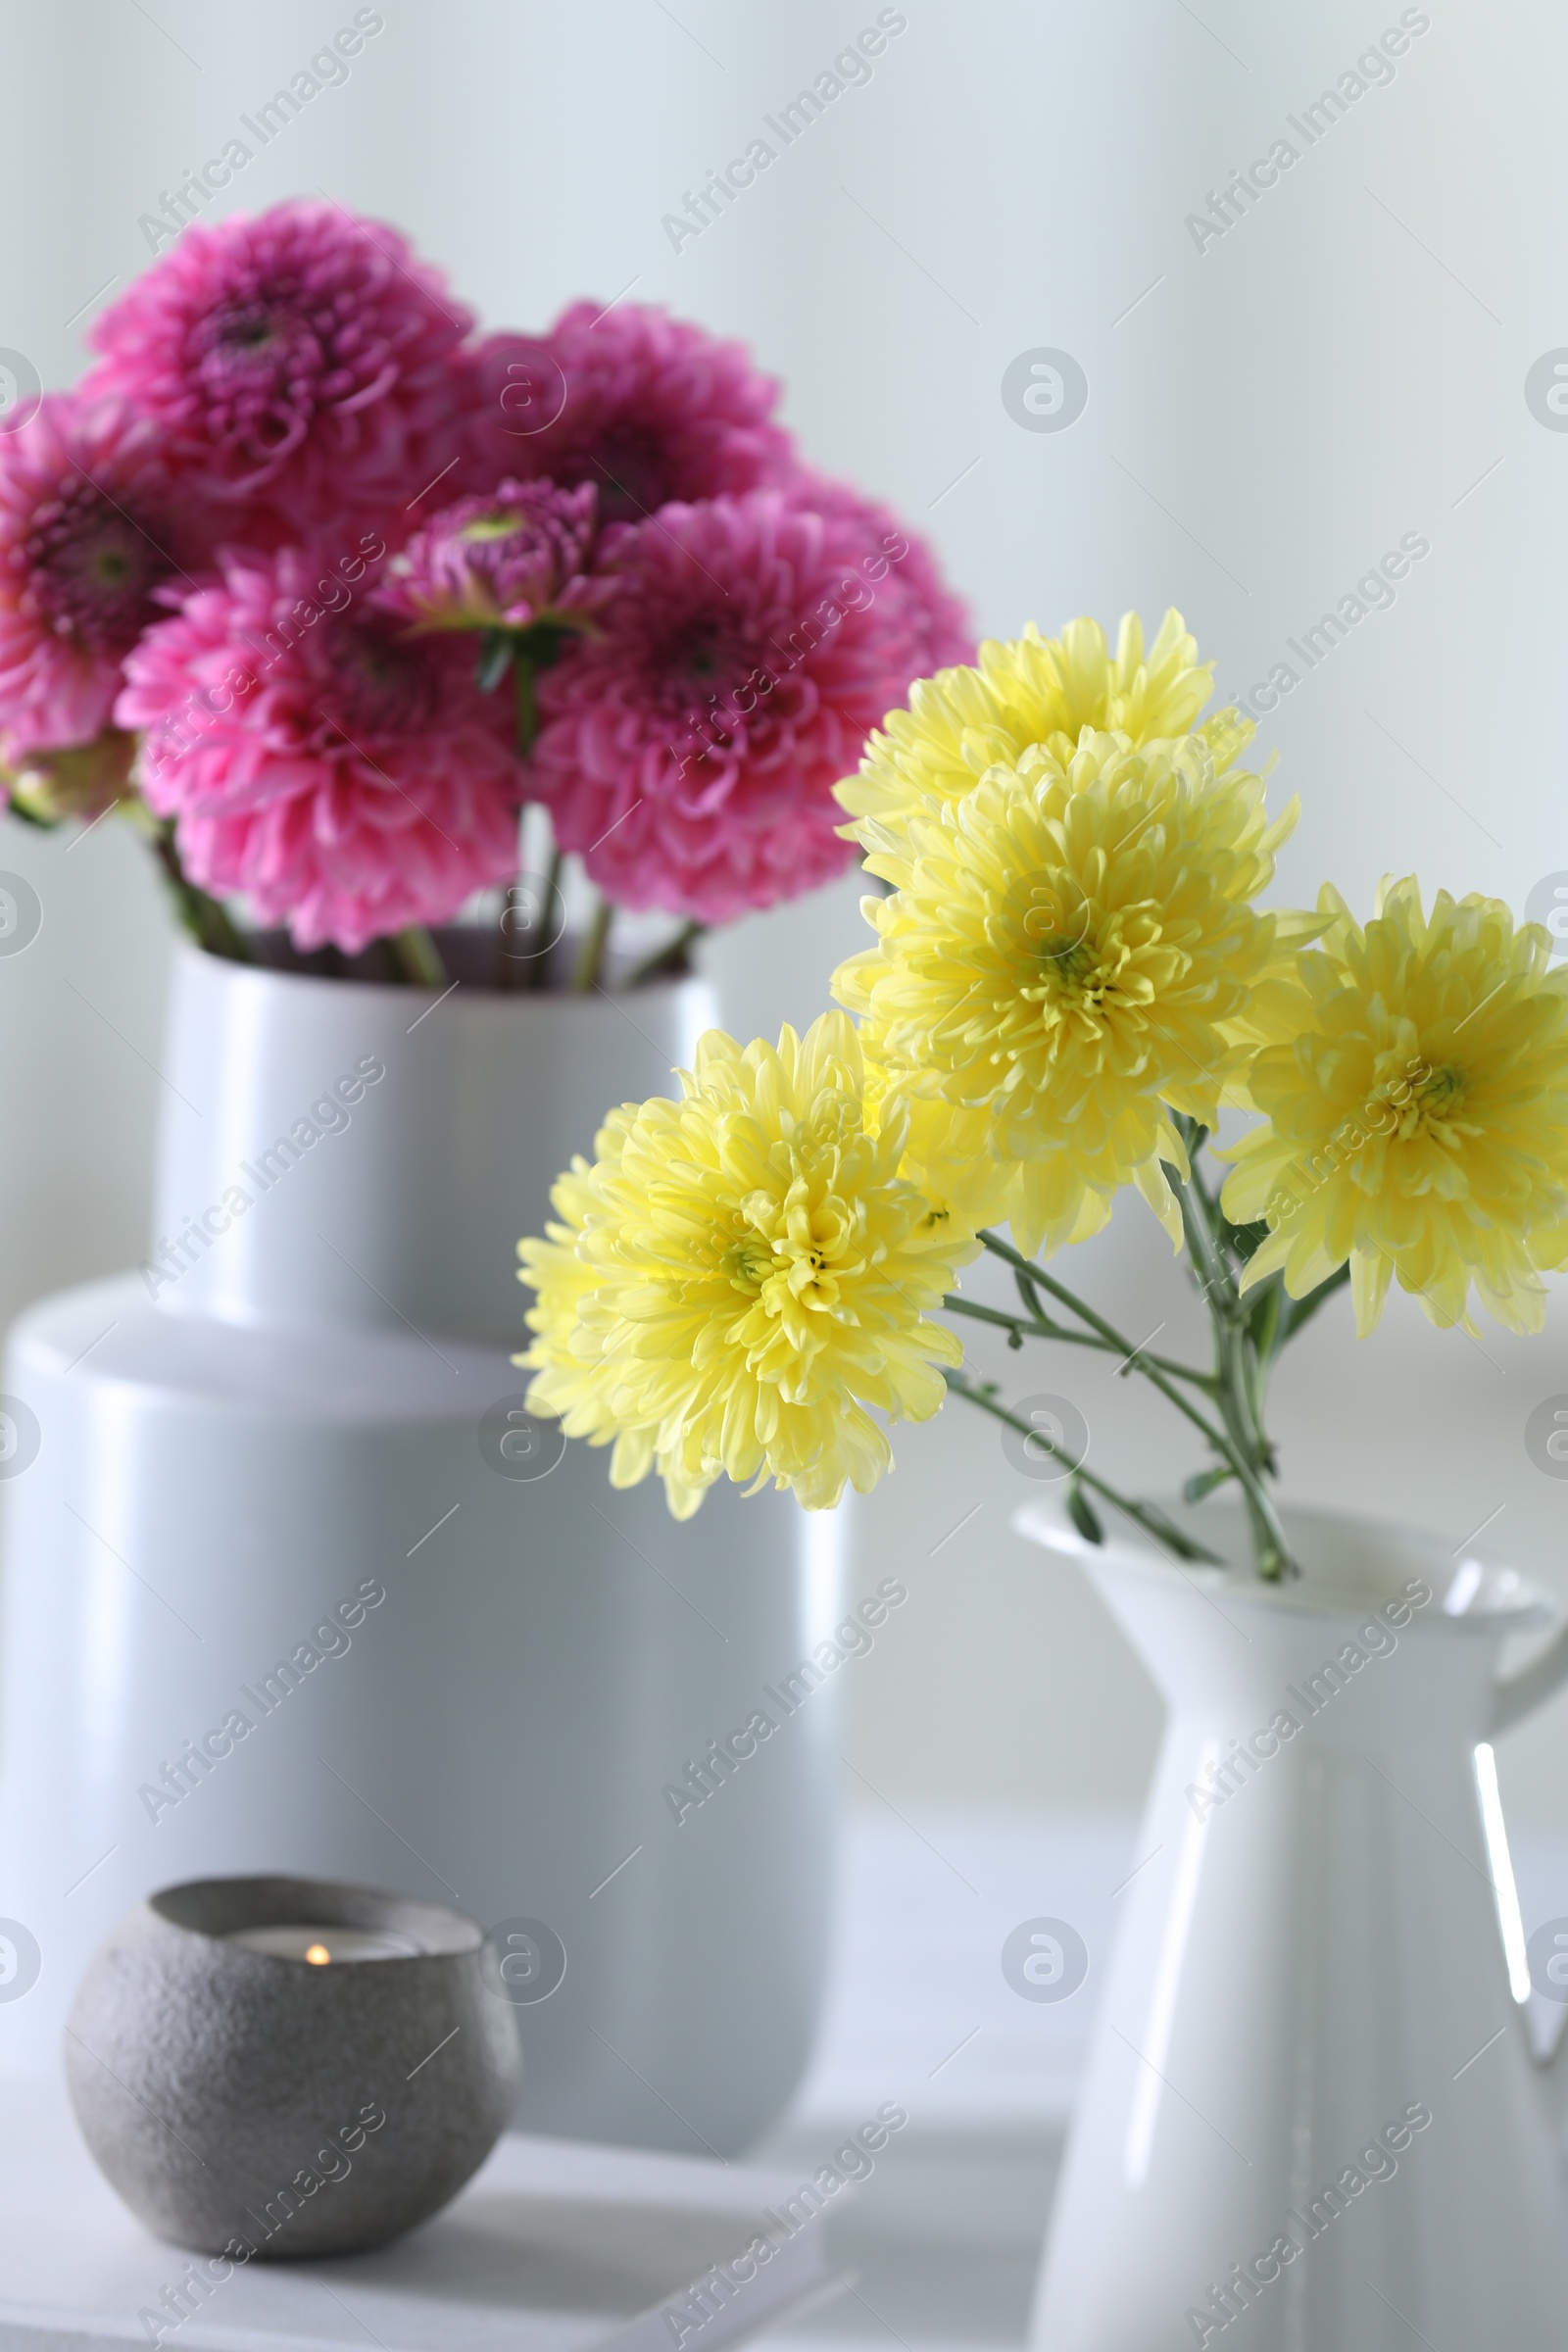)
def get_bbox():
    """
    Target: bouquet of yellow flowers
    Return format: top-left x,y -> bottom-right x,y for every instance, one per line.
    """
516,612 -> 1568,1581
